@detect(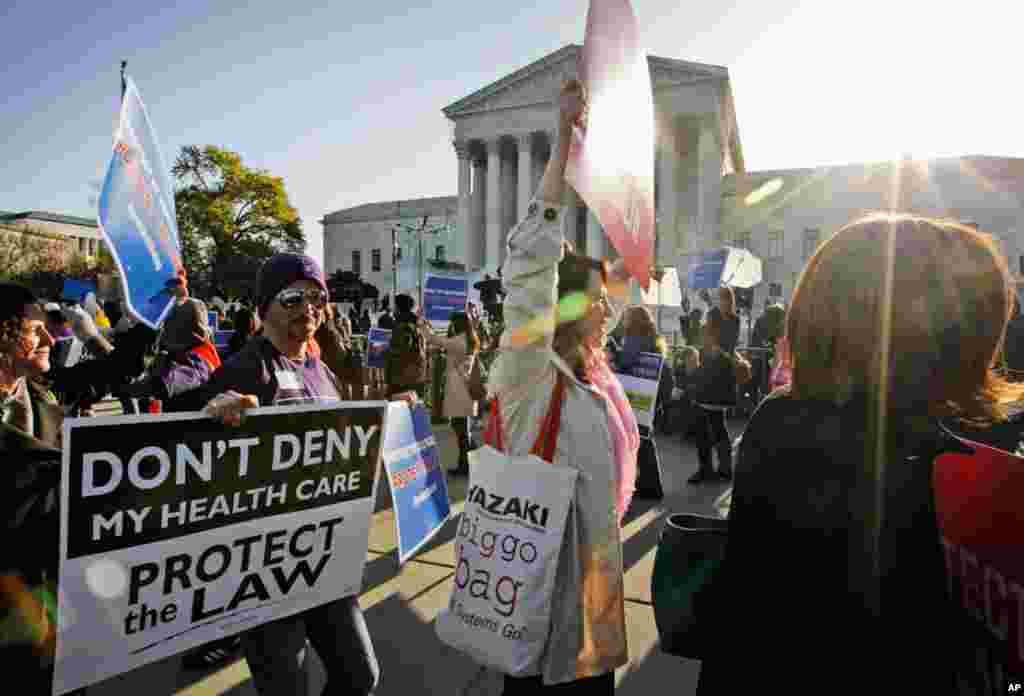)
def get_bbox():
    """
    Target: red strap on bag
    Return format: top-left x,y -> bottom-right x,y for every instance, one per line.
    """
484,397 -> 505,452
484,374 -> 565,464
530,375 -> 565,463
